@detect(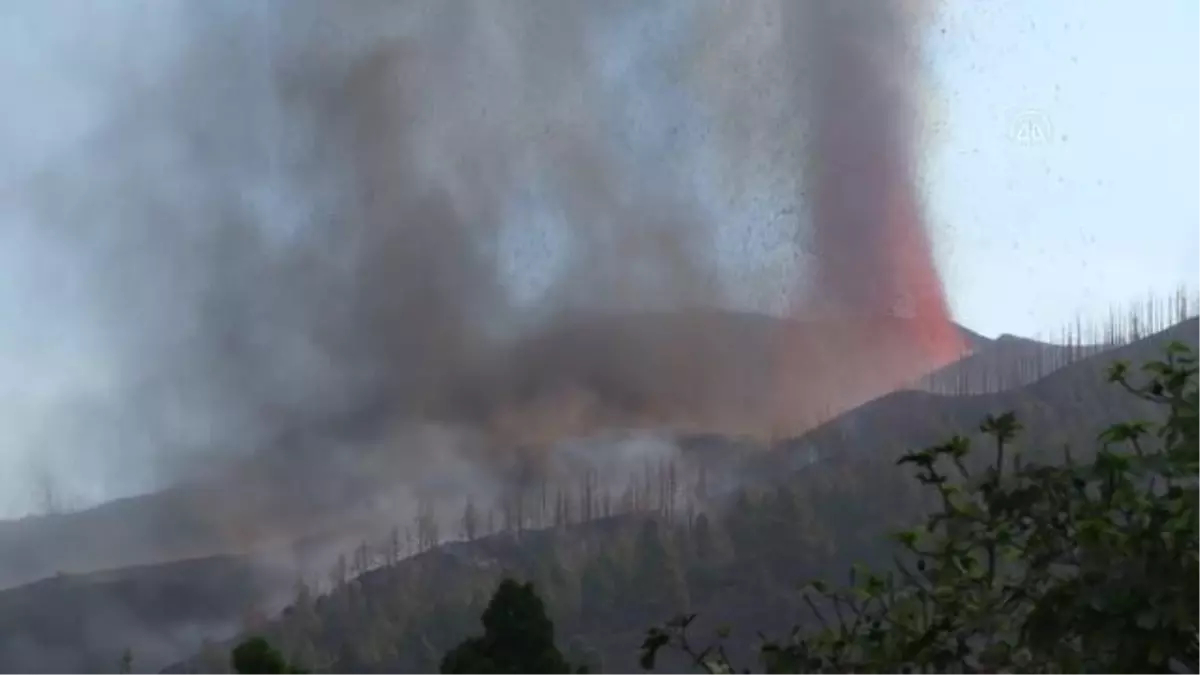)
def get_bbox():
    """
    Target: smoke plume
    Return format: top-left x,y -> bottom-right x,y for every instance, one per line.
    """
0,1 -> 960,517
770,0 -> 965,423
796,1 -> 960,343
